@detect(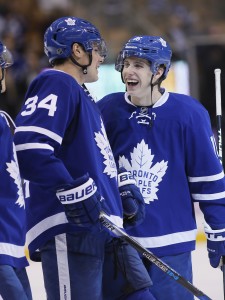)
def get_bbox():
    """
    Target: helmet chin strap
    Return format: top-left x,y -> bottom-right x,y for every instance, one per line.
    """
150,74 -> 155,105
150,73 -> 164,100
150,73 -> 164,105
70,53 -> 93,74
